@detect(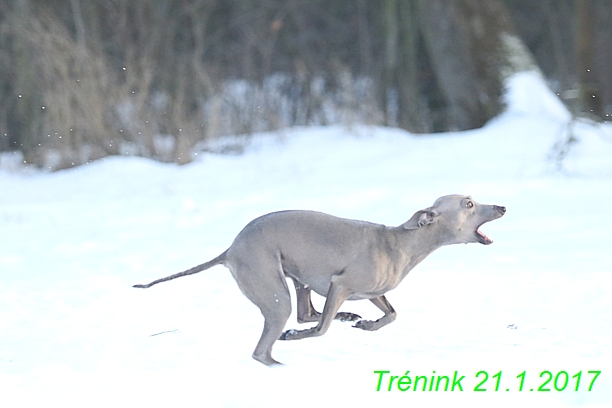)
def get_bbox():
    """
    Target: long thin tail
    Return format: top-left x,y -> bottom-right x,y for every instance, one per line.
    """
133,250 -> 227,289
